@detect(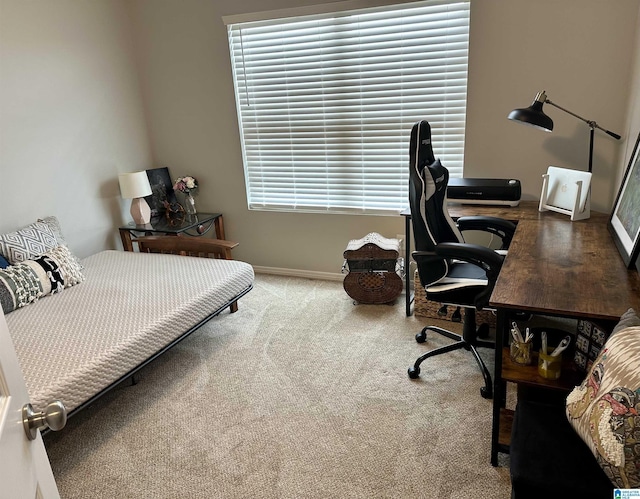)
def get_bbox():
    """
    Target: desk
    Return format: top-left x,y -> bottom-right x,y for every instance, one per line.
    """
488,203 -> 640,466
119,212 -> 225,252
404,201 -> 640,465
